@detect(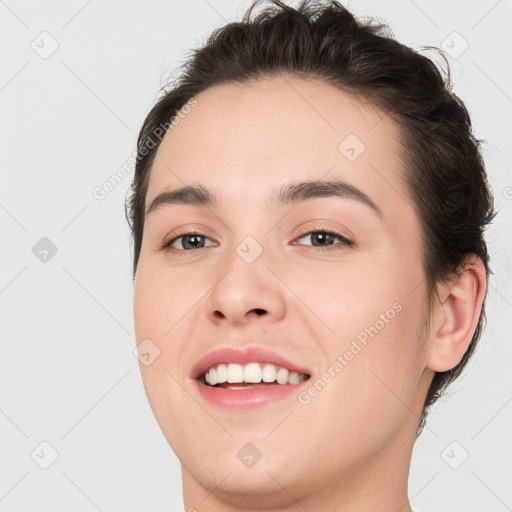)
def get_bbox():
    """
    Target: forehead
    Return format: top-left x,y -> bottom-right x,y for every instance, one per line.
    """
146,75 -> 409,216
